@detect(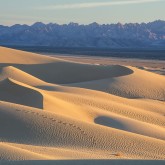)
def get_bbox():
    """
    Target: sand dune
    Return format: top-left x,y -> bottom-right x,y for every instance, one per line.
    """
0,47 -> 56,64
0,47 -> 165,164
0,66 -> 46,87
0,47 -> 133,84
68,66 -> 165,101
0,78 -> 43,108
